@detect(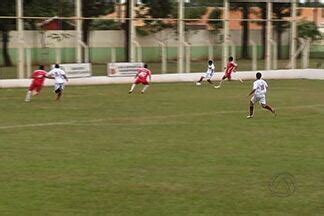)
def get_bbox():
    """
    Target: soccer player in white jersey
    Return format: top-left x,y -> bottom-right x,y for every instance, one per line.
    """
247,72 -> 276,118
196,60 -> 215,85
46,64 -> 68,101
